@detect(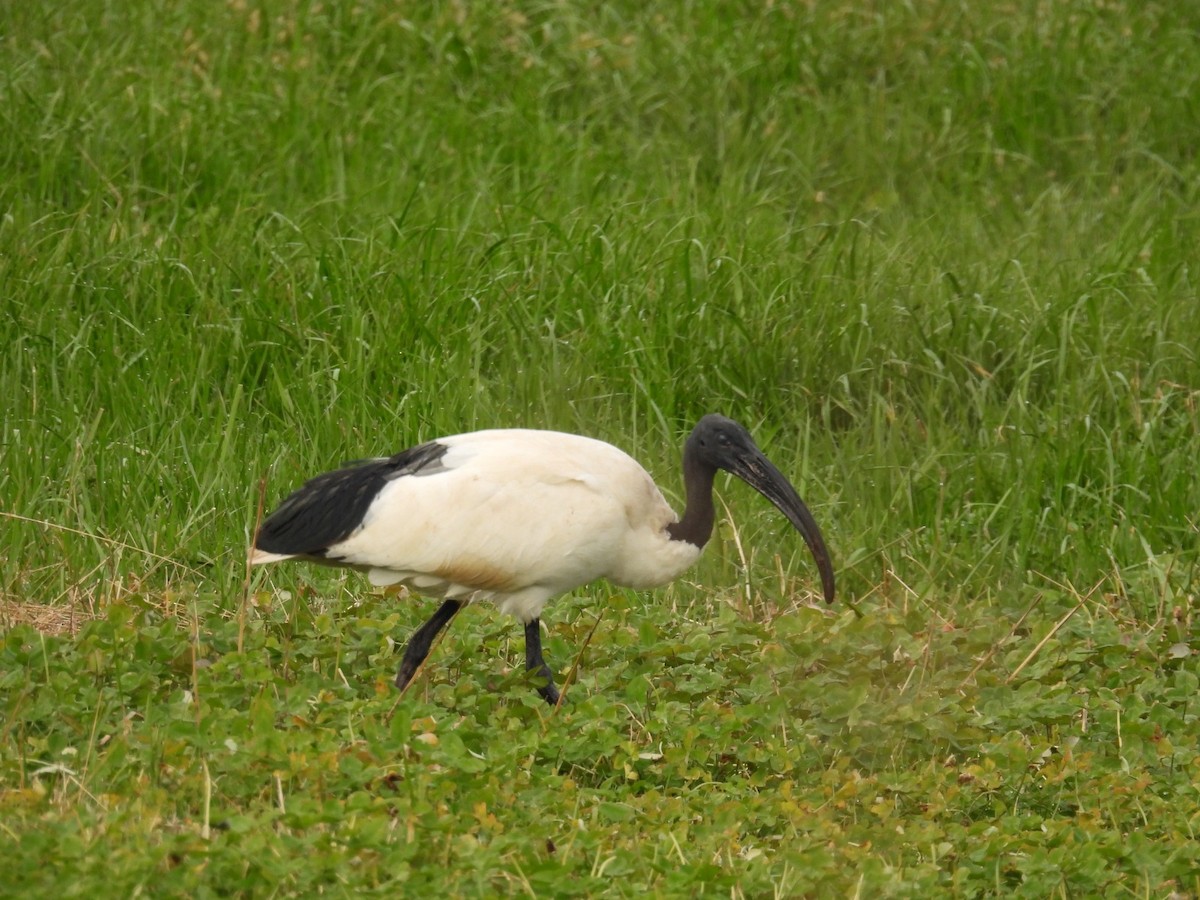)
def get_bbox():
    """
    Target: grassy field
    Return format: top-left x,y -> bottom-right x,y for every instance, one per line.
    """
2,0 -> 1199,895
